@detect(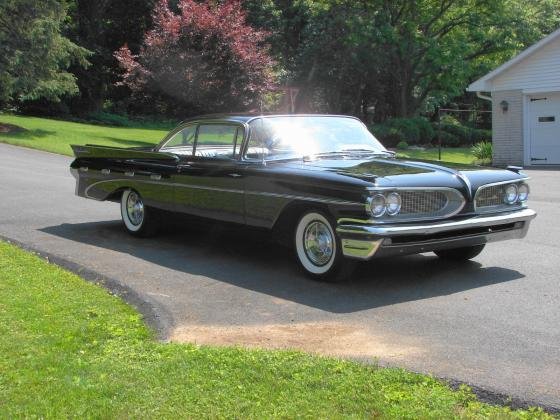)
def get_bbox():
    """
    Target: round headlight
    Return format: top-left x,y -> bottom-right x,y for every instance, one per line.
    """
386,192 -> 402,216
504,184 -> 518,204
518,183 -> 529,202
369,194 -> 386,217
